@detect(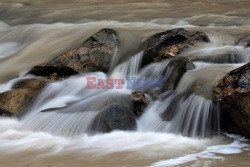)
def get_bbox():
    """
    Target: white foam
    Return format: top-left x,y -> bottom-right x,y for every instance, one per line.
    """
0,117 -> 218,156
151,134 -> 249,167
